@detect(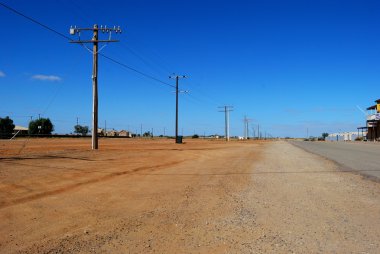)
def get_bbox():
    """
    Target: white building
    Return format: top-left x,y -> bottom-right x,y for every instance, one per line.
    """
327,132 -> 361,141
